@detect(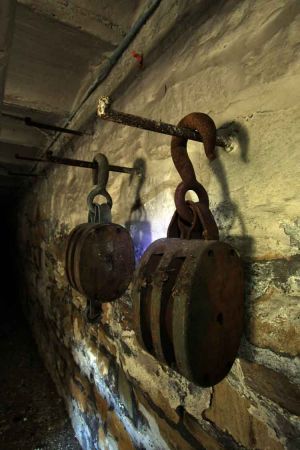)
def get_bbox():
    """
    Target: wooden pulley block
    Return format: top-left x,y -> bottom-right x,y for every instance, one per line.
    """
65,153 -> 135,305
132,238 -> 244,387
65,223 -> 135,302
